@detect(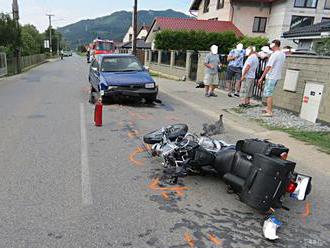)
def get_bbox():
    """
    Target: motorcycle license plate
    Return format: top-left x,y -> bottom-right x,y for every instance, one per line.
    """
290,174 -> 312,201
